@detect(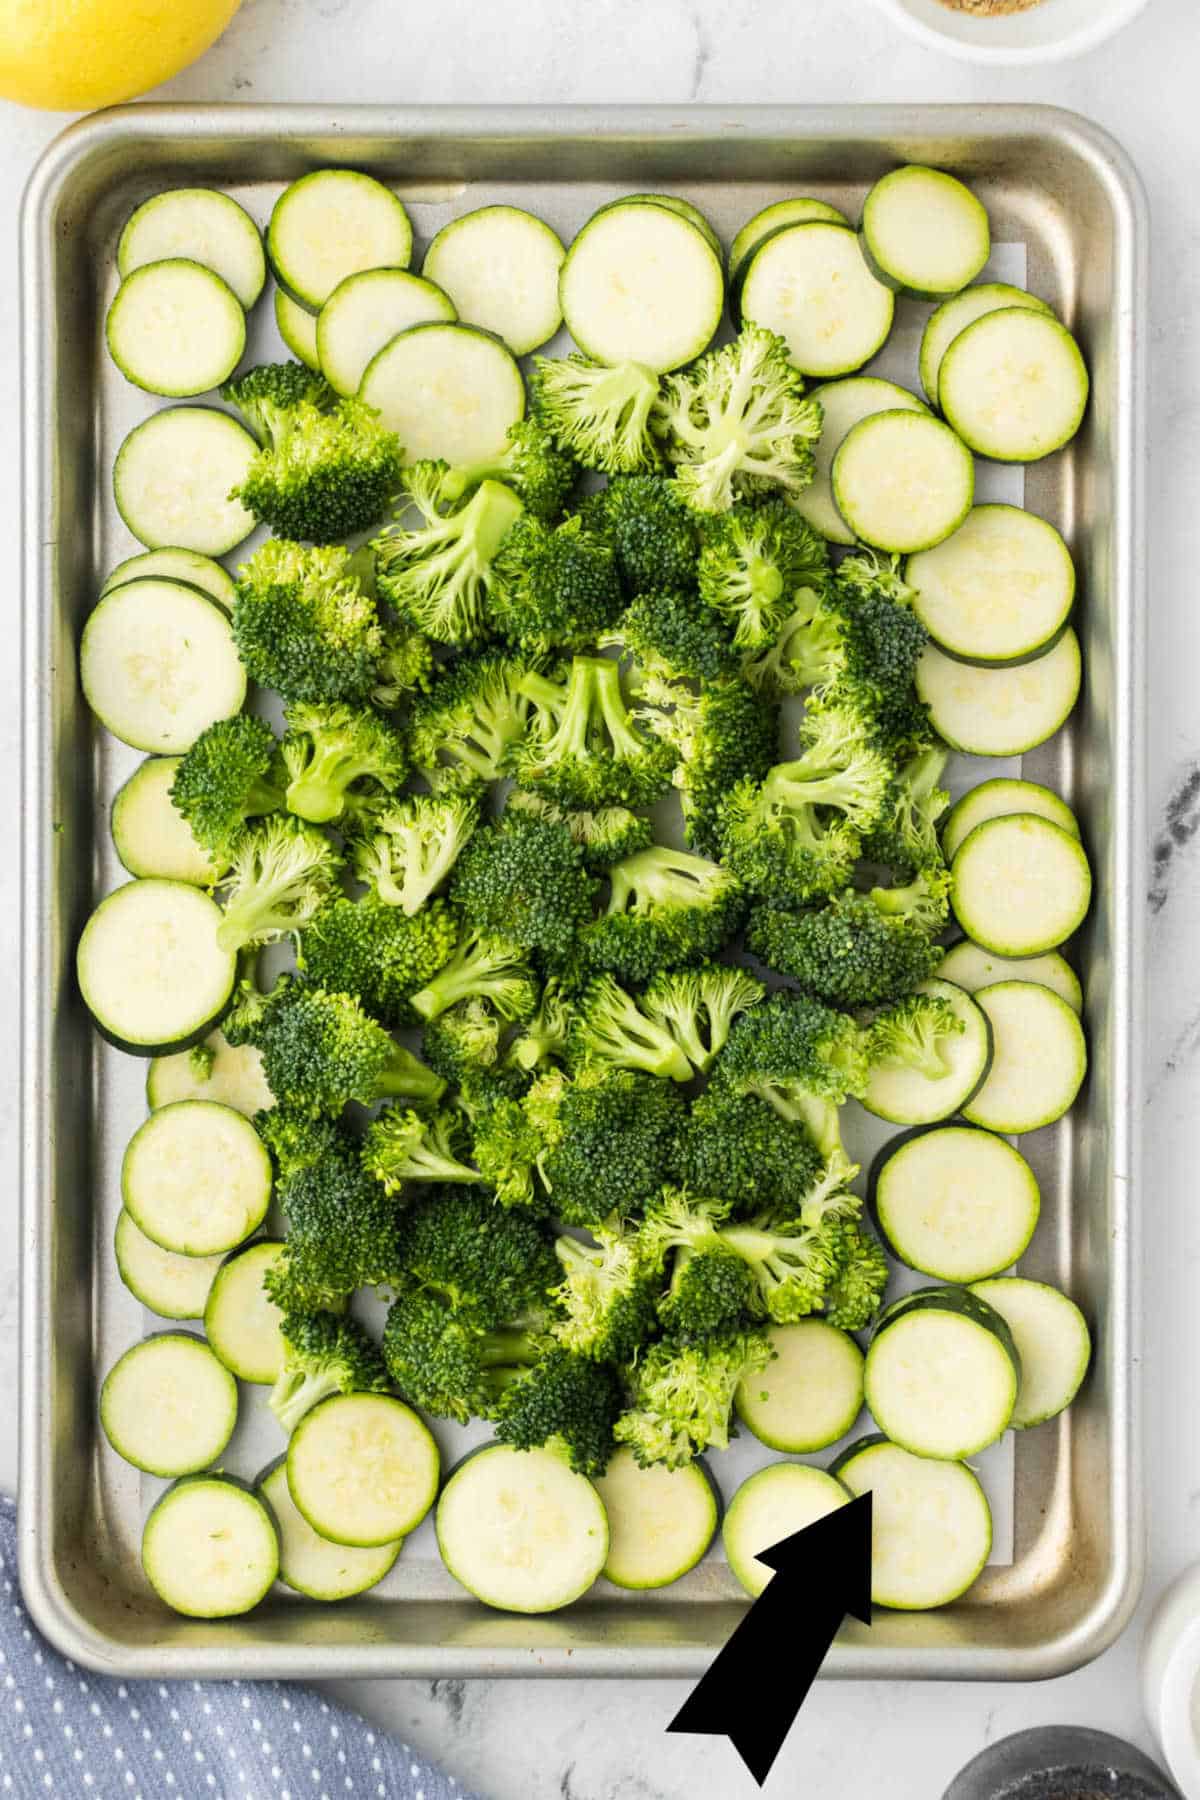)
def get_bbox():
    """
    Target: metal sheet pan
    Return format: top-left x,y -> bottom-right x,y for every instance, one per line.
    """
18,104 -> 1146,1681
